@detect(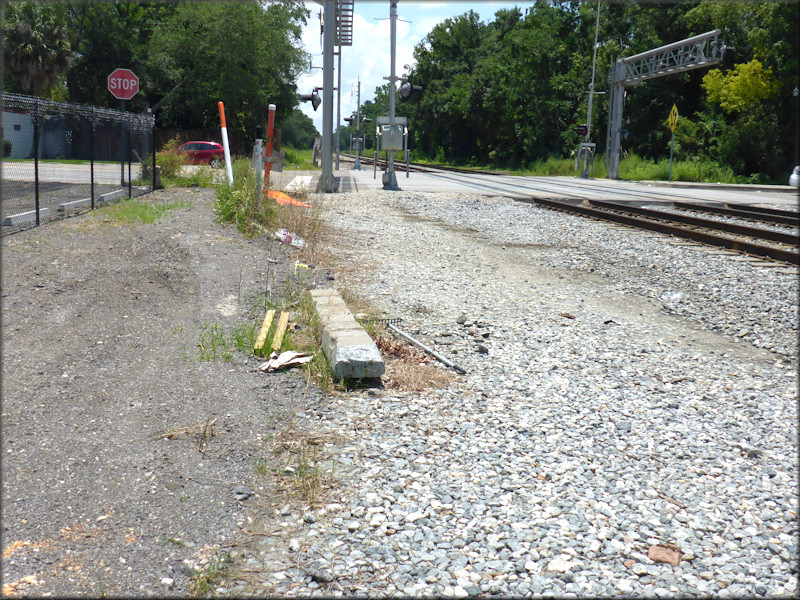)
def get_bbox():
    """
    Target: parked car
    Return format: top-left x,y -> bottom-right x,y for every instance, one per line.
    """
790,166 -> 799,188
172,141 -> 225,167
